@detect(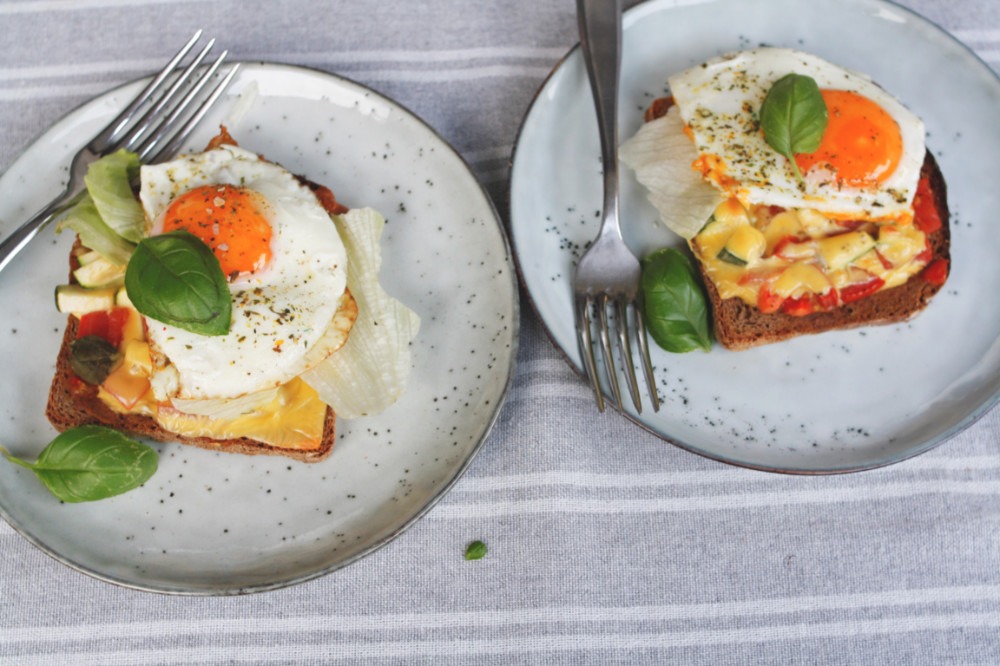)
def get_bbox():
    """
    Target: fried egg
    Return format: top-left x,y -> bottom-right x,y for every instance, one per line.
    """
671,47 -> 924,219
621,48 -> 925,238
138,145 -> 350,401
